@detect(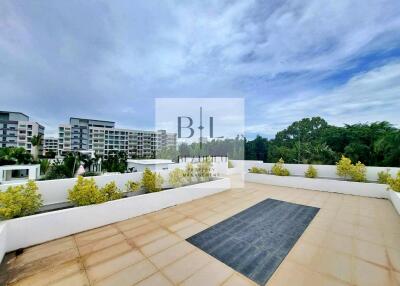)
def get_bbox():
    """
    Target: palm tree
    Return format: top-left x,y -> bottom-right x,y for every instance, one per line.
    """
30,134 -> 43,161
